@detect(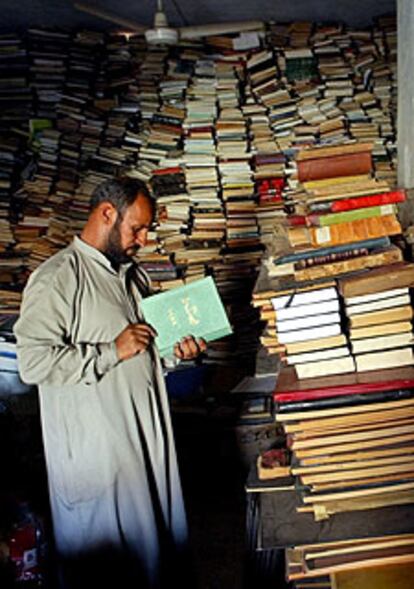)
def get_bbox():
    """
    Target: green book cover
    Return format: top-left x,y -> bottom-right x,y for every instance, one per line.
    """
314,204 -> 396,227
140,276 -> 232,357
